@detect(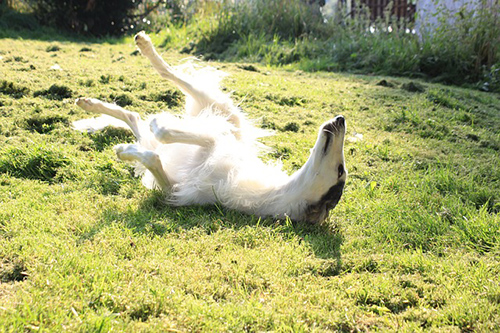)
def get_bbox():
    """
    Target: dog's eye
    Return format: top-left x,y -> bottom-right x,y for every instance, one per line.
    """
338,164 -> 344,178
